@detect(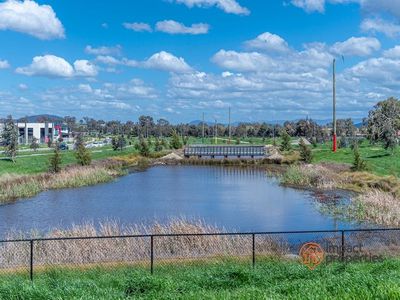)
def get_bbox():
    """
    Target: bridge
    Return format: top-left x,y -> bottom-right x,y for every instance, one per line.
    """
184,145 -> 268,159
